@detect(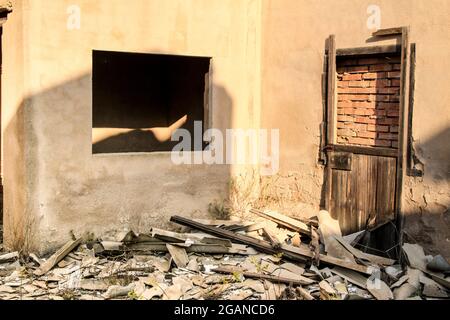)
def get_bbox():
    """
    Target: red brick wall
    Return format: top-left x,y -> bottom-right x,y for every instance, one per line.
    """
336,55 -> 401,148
